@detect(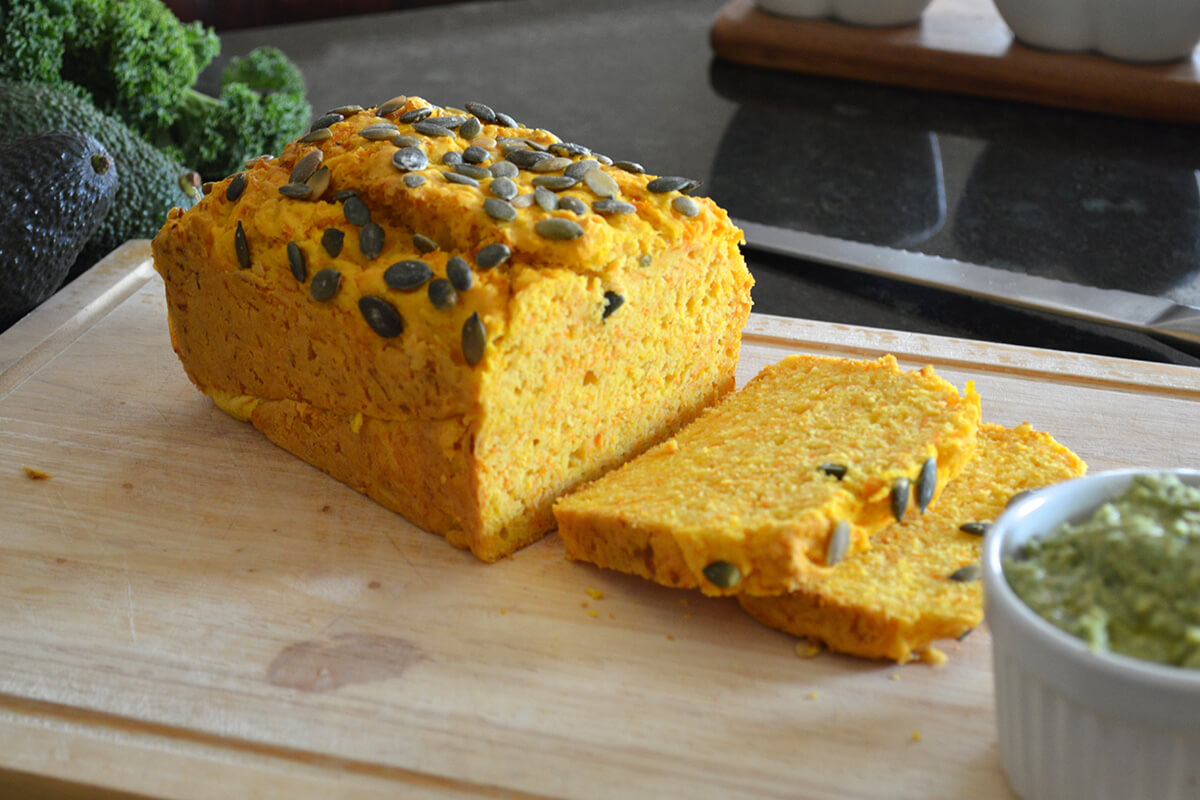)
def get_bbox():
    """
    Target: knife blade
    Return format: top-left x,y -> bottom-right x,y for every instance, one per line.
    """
737,220 -> 1200,351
